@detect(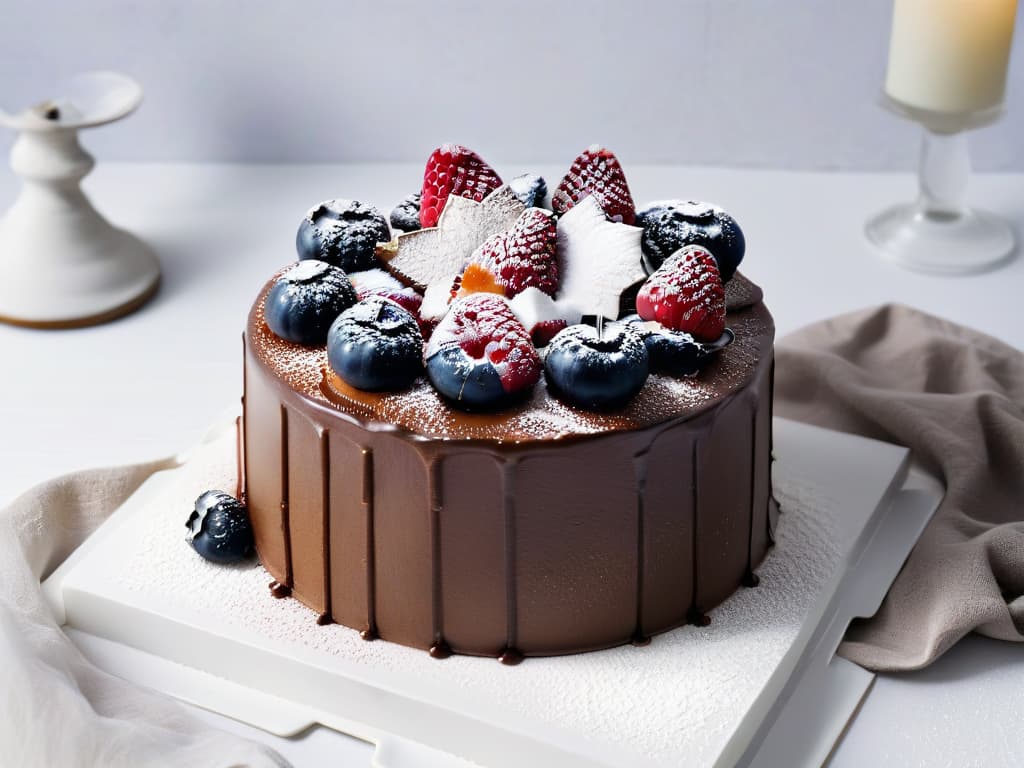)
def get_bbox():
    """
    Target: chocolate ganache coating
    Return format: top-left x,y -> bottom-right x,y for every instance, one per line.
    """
241,270 -> 776,660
